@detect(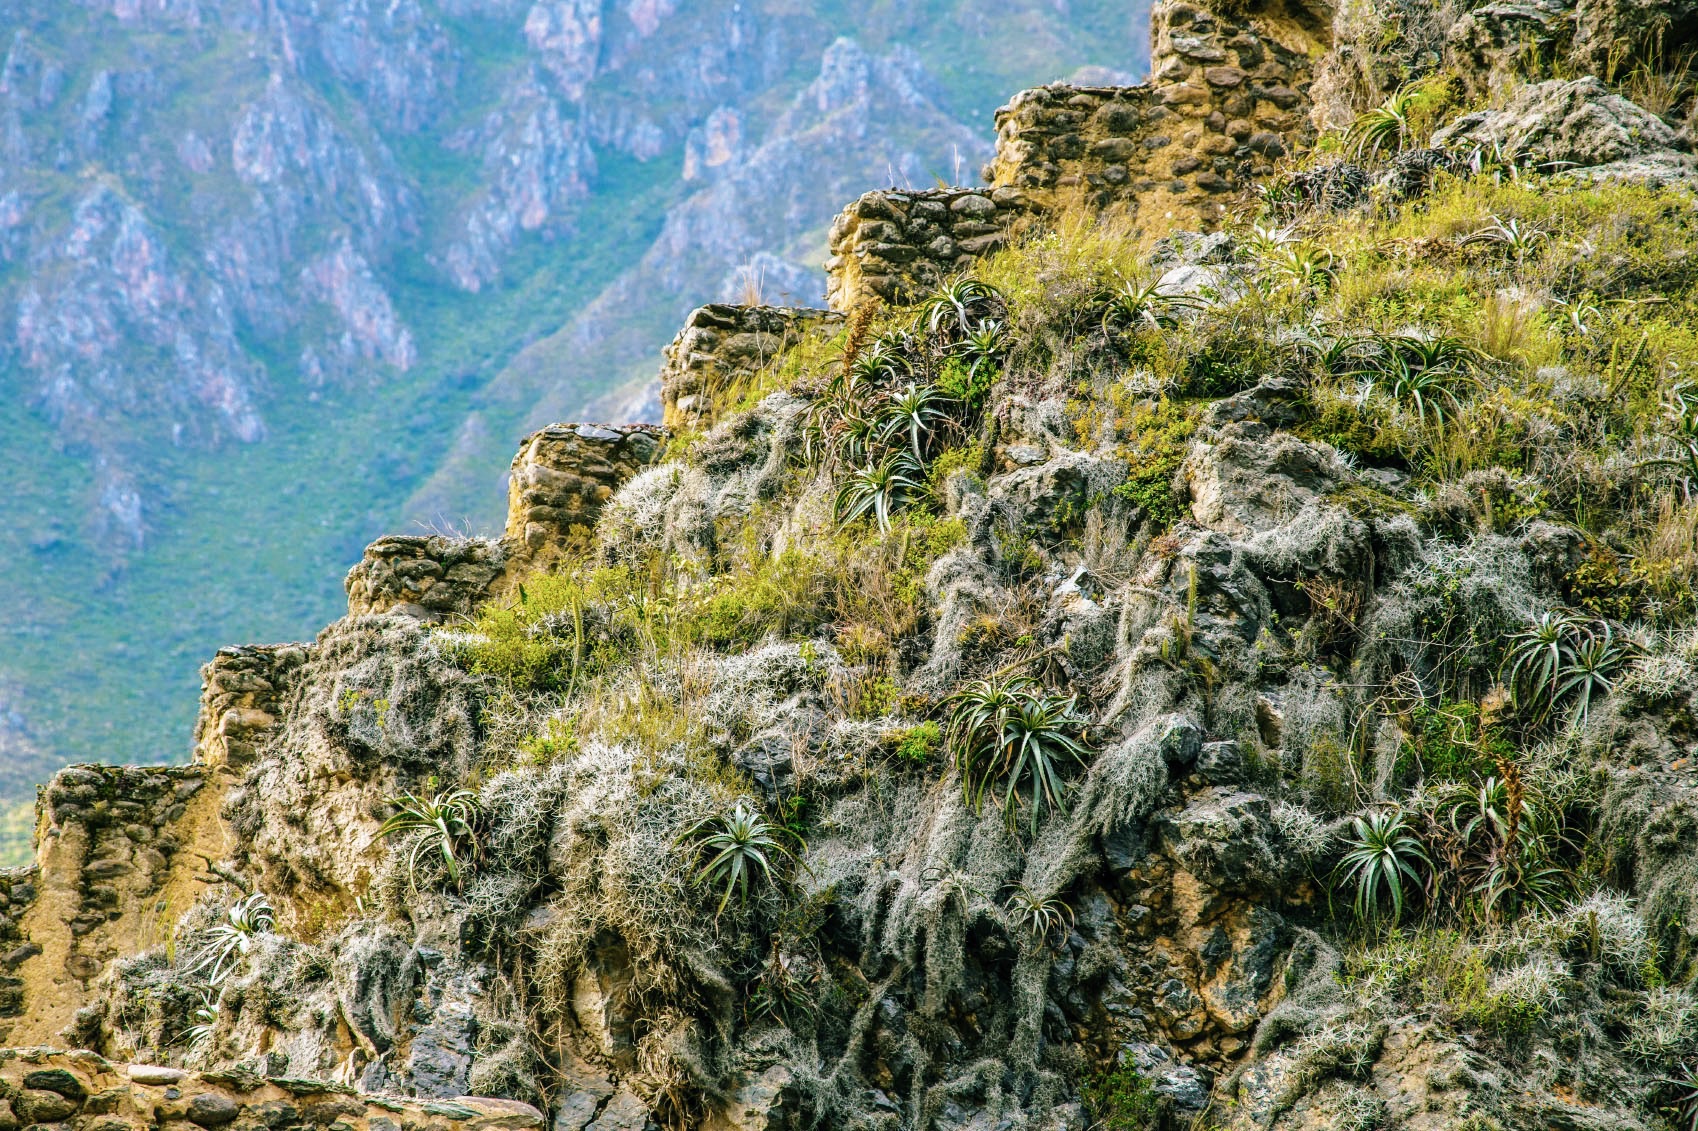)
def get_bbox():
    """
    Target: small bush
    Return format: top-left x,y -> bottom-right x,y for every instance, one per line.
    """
1082,1061 -> 1161,1130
